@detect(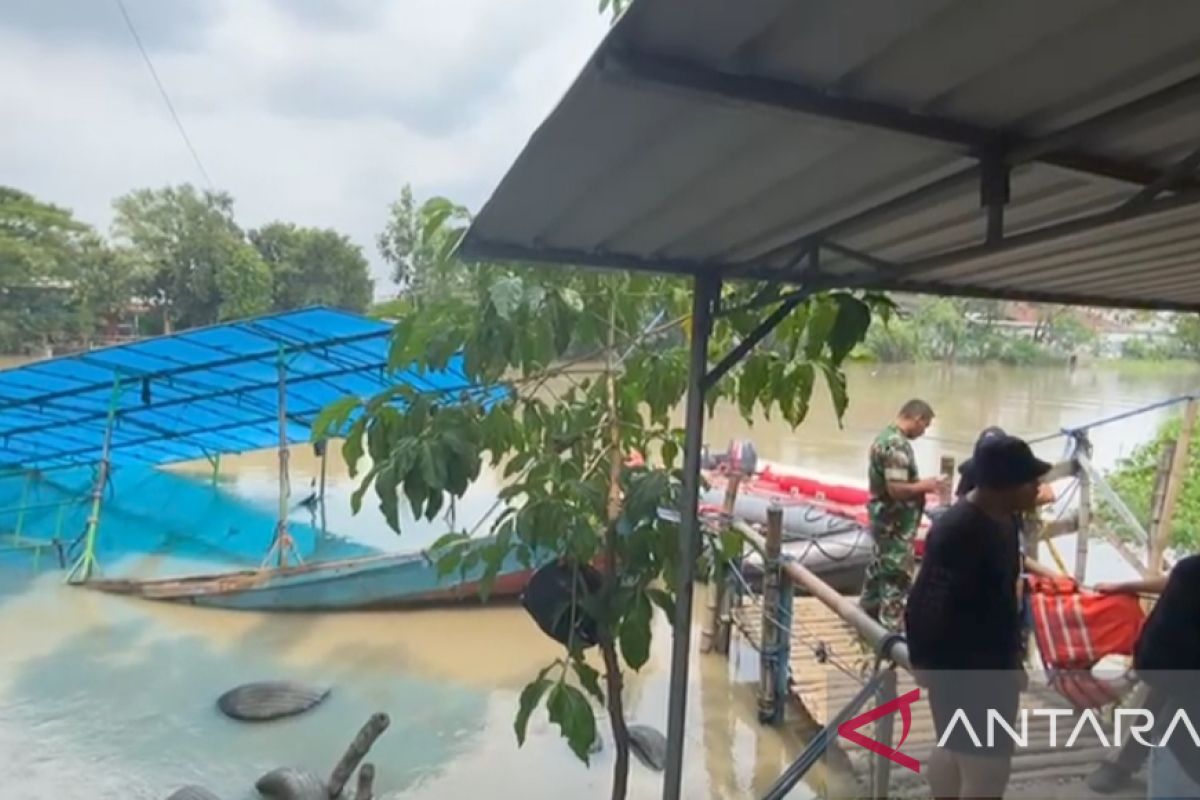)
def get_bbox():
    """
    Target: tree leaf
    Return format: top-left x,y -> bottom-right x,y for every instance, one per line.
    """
647,588 -> 676,626
829,294 -> 872,363
311,395 -> 360,440
559,287 -> 584,312
514,677 -> 552,747
805,297 -> 838,360
818,361 -> 849,423
661,438 -> 678,470
619,590 -> 653,670
572,658 -> 605,703
489,276 -> 524,320
546,682 -> 597,762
